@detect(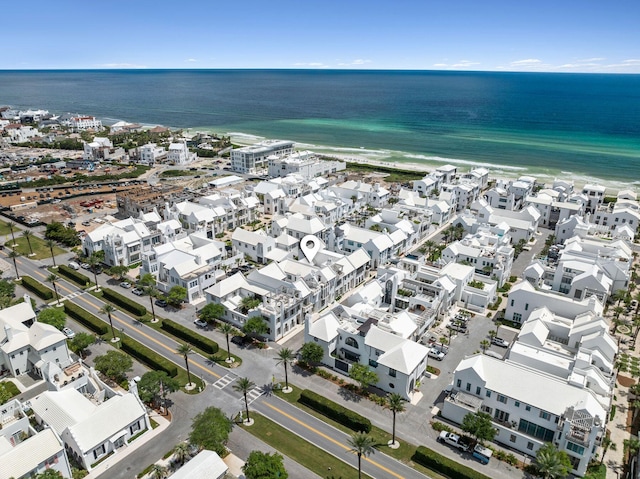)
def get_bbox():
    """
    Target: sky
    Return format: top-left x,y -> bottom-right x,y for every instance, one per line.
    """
4,0 -> 640,73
